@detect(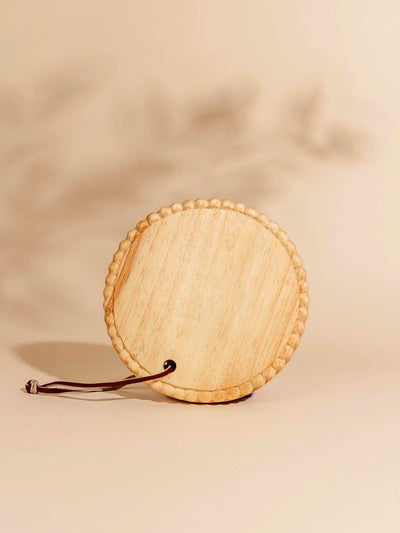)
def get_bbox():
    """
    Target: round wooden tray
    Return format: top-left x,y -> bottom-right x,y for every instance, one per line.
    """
104,199 -> 309,403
